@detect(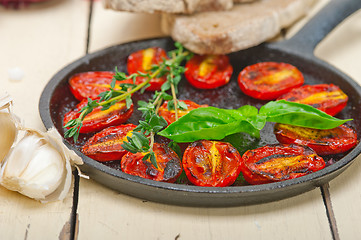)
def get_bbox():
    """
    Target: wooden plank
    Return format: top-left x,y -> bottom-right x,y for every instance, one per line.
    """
88,2 -> 165,52
76,2 -> 333,239
315,9 -> 361,240
0,0 -> 89,239
78,179 -> 331,240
